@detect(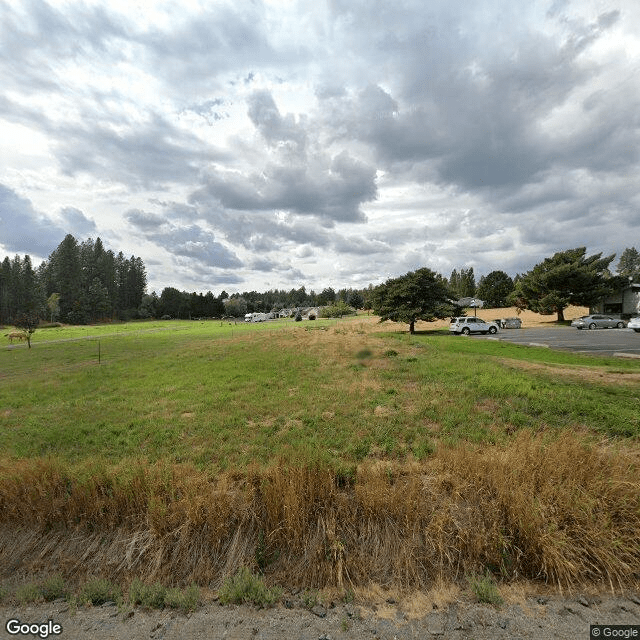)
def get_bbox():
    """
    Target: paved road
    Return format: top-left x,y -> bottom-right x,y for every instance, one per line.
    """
471,326 -> 640,358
